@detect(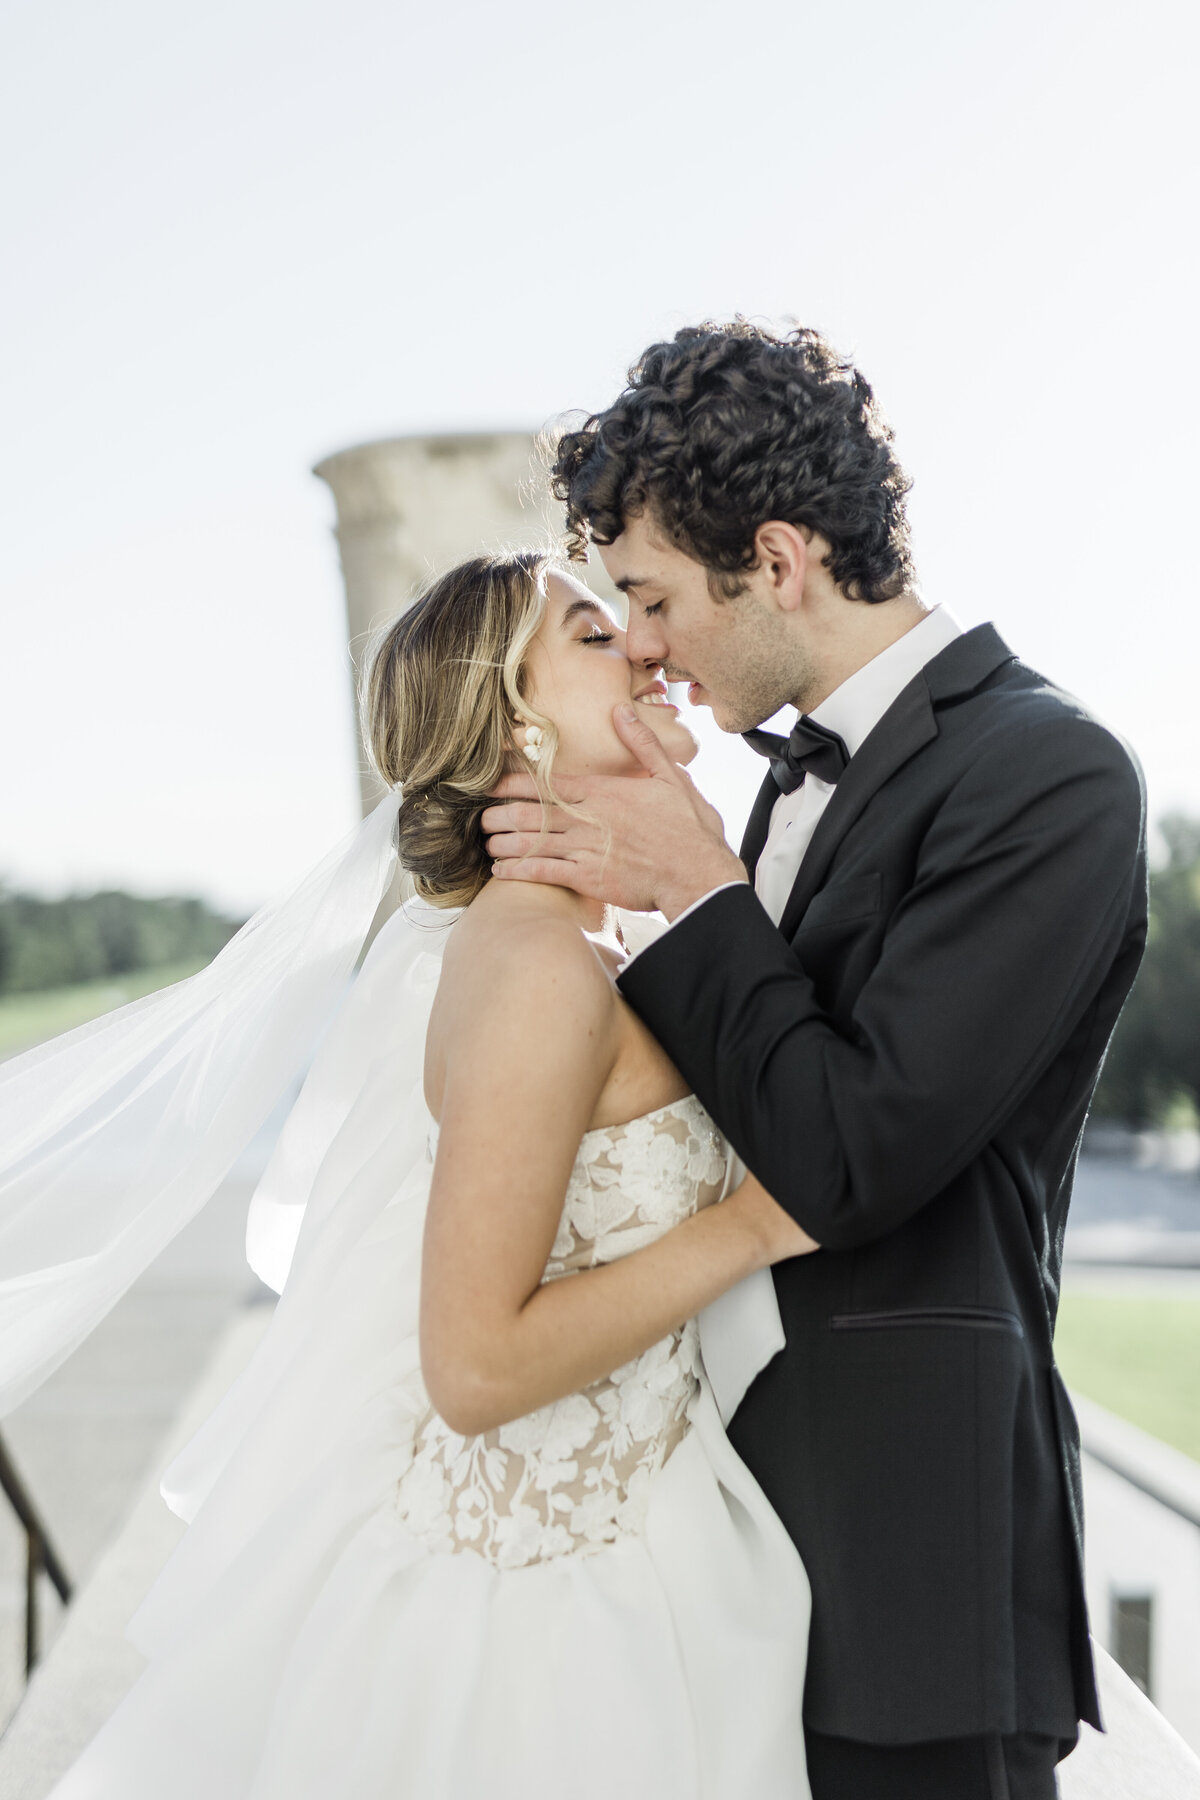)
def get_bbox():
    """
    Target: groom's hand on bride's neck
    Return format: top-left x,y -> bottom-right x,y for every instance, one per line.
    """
481,703 -> 747,919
